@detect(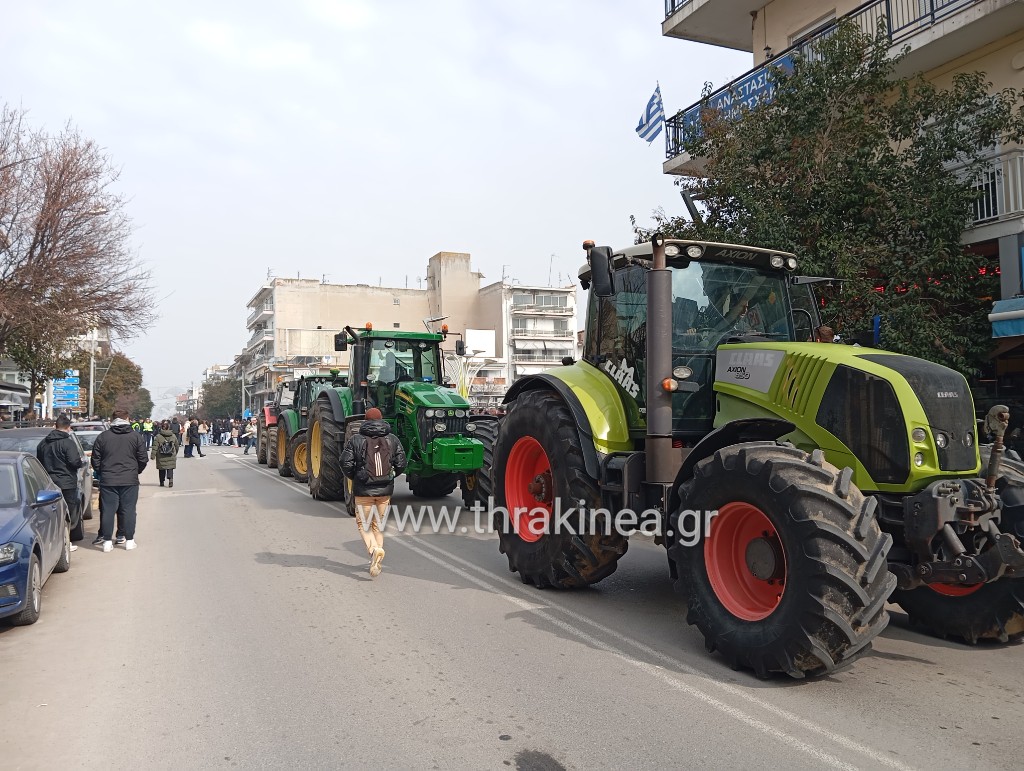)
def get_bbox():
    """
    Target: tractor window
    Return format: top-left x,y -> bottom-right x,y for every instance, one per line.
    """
585,265 -> 647,407
367,339 -> 439,384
